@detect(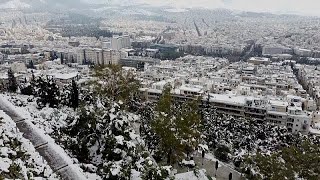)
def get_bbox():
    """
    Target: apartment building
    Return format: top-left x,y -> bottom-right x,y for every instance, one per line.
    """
77,48 -> 120,65
111,35 -> 131,50
138,57 -> 315,134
